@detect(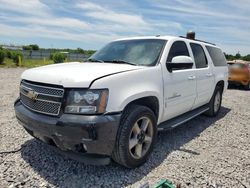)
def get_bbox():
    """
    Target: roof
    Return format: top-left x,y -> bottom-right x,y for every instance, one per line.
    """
114,35 -> 216,47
